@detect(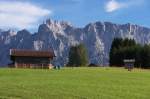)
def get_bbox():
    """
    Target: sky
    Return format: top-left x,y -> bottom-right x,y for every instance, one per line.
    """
0,0 -> 150,32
